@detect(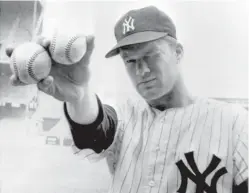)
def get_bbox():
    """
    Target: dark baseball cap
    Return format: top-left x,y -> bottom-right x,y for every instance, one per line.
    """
105,6 -> 177,58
